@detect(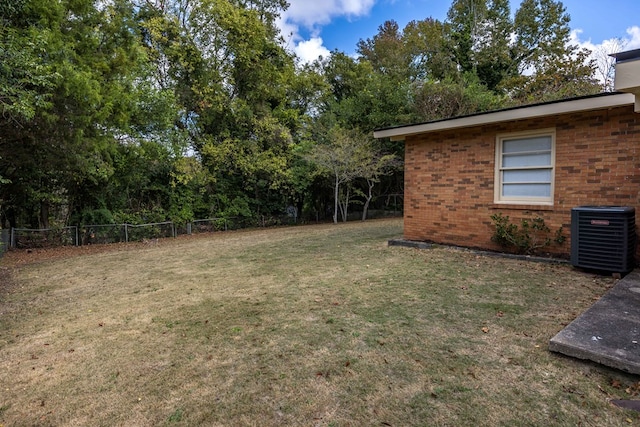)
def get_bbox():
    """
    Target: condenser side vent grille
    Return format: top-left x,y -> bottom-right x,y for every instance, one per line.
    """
571,207 -> 636,273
